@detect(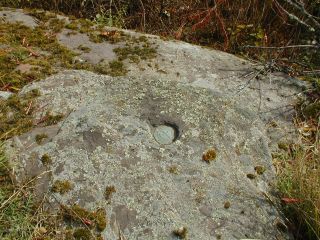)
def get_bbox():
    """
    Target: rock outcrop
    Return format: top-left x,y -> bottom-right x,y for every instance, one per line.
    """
2,8 -> 305,240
